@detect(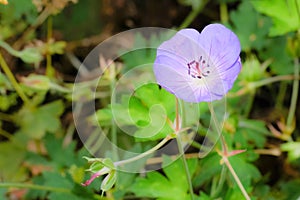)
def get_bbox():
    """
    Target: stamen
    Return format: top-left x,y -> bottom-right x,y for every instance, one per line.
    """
187,56 -> 211,79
